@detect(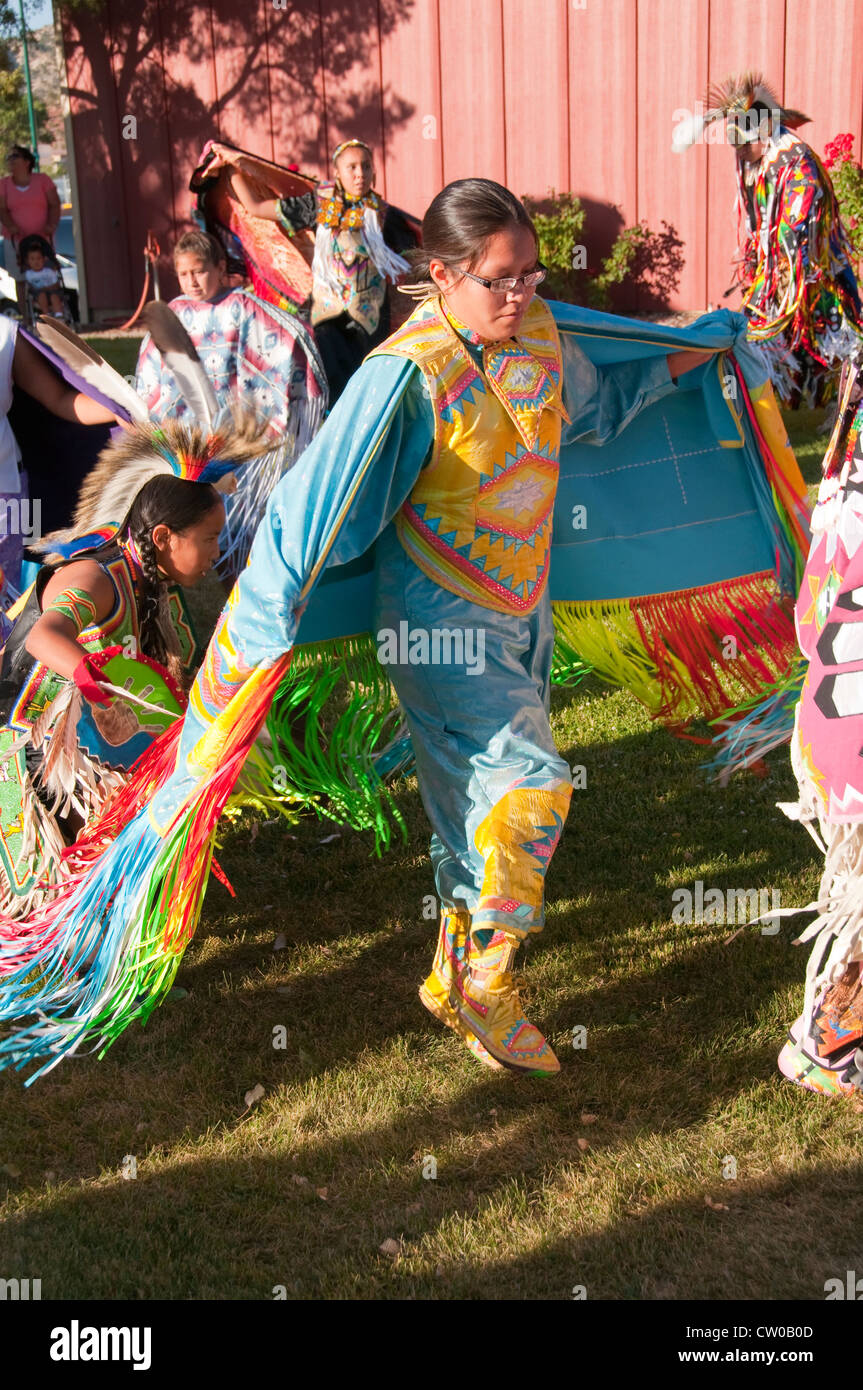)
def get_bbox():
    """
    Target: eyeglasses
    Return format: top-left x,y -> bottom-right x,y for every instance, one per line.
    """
456,263 -> 546,294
